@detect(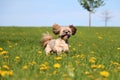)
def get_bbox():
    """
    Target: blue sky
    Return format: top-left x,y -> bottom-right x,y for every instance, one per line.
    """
0,0 -> 120,26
